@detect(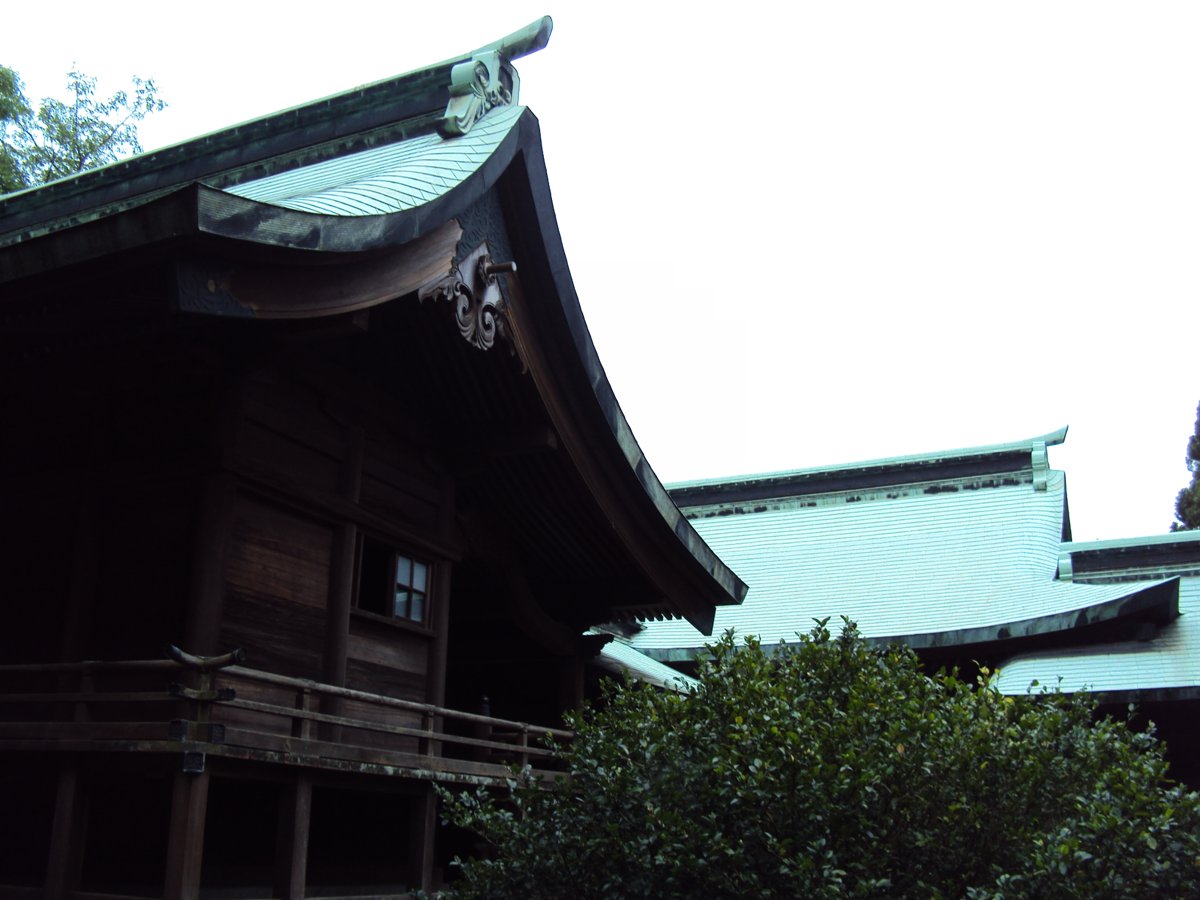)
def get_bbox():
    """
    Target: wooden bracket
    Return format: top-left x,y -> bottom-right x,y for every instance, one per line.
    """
418,242 -> 517,352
